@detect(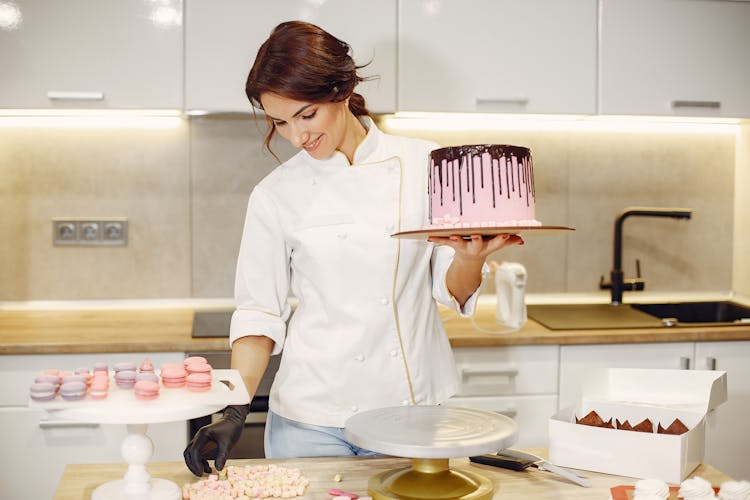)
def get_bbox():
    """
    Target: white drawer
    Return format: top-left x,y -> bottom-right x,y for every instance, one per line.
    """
451,346 -> 559,396
0,352 -> 185,406
445,394 -> 558,449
